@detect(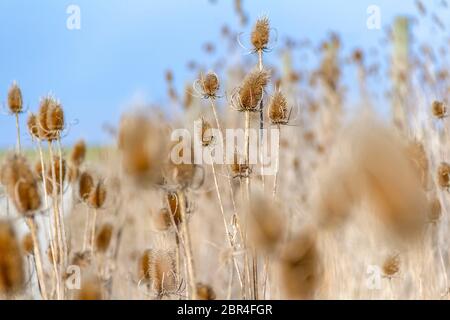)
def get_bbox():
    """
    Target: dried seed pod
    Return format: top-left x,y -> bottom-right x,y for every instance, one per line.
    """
200,72 -> 220,98
46,101 -> 64,134
279,227 -> 321,299
67,165 -> 79,184
0,221 -> 25,295
7,82 -> 23,114
21,233 -> 34,256
77,278 -> 103,300
37,96 -> 55,141
88,181 -> 107,209
196,283 -> 216,300
268,91 -> 289,125
251,17 -> 270,51
230,152 -> 249,178
429,197 -> 442,223
200,118 -> 213,147
70,140 -> 86,167
237,69 -> 269,111
382,254 -> 400,277
27,113 -> 39,139
138,249 -> 177,296
432,100 -> 447,119
1,154 -> 41,216
438,162 -> 450,189
79,171 -> 94,202
95,224 -> 113,253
